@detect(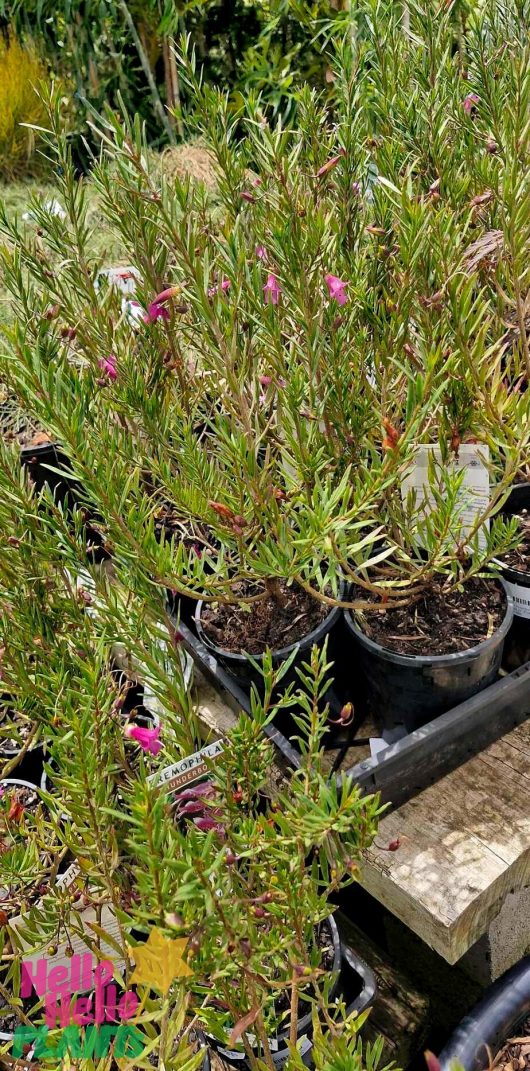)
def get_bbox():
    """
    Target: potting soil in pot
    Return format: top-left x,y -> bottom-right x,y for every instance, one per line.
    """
200,581 -> 329,655
493,1017 -> 530,1071
352,576 -> 505,656
0,704 -> 33,756
501,511 -> 530,574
